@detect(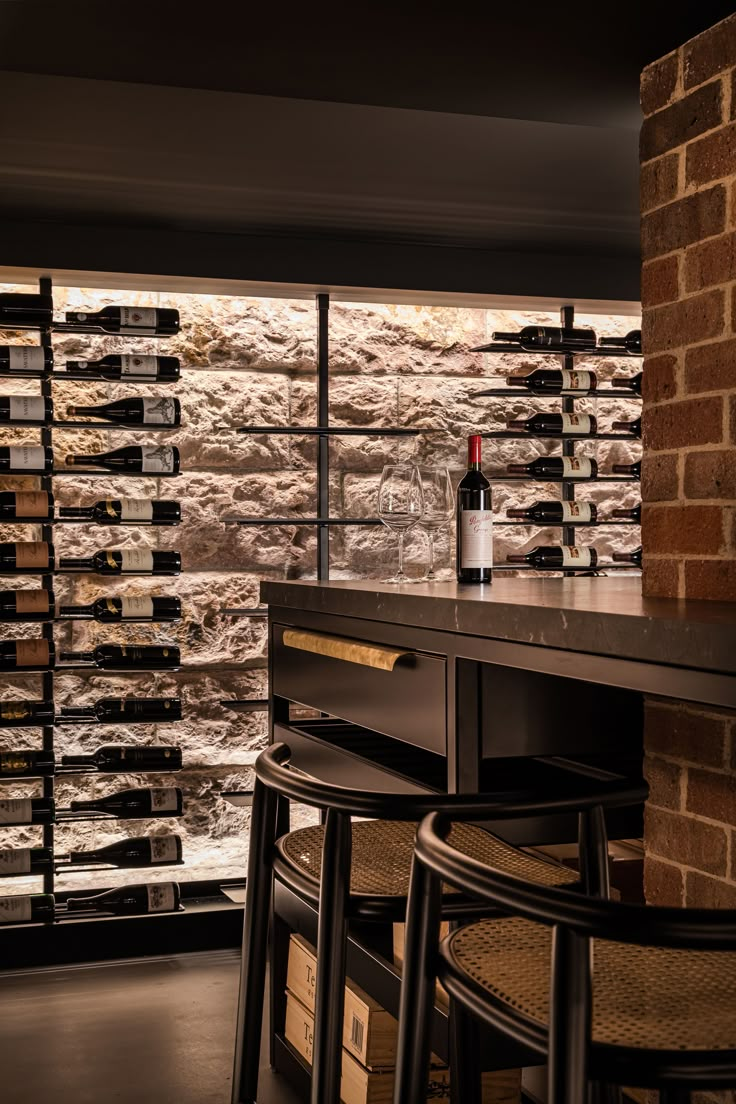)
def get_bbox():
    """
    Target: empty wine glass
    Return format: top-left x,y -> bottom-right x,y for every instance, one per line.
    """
378,463 -> 424,583
417,466 -> 454,581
